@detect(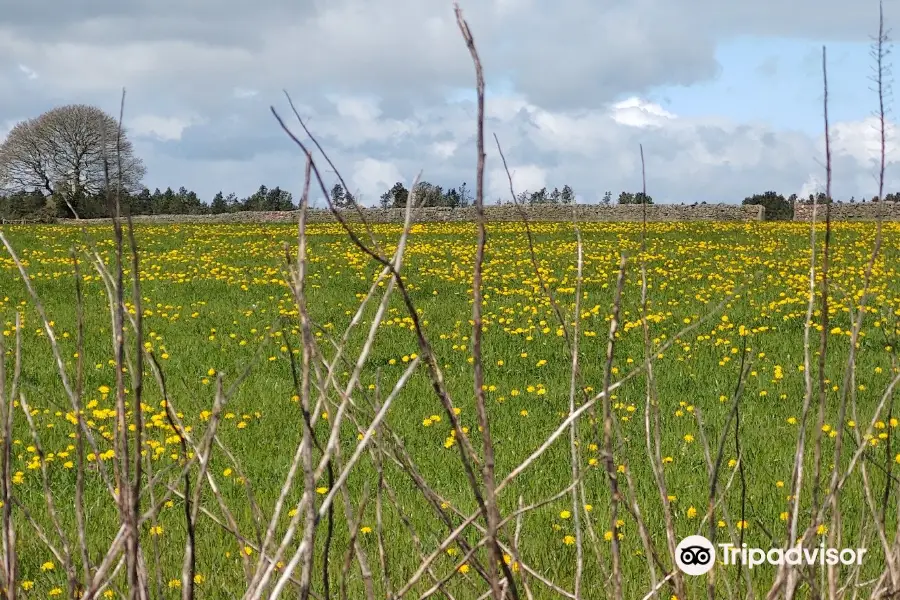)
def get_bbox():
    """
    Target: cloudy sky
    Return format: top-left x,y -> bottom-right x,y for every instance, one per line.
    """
1,0 -> 898,205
